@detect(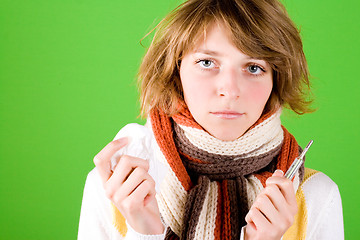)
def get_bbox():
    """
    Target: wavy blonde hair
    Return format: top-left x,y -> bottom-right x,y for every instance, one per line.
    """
138,0 -> 313,117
